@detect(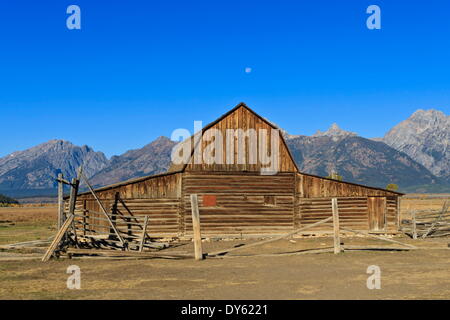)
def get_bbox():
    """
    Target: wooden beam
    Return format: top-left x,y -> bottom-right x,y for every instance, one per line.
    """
139,215 -> 149,253
332,198 -> 342,254
42,215 -> 74,262
190,194 -> 204,260
211,248 -> 335,259
117,198 -> 151,239
67,176 -> 79,246
82,200 -> 87,237
66,248 -> 192,259
343,245 -> 410,251
208,216 -> 333,257
56,177 -> 72,186
422,201 -> 449,239
80,171 -> 126,248
340,227 -> 417,249
412,210 -> 417,240
57,173 -> 64,230
67,178 -> 78,217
